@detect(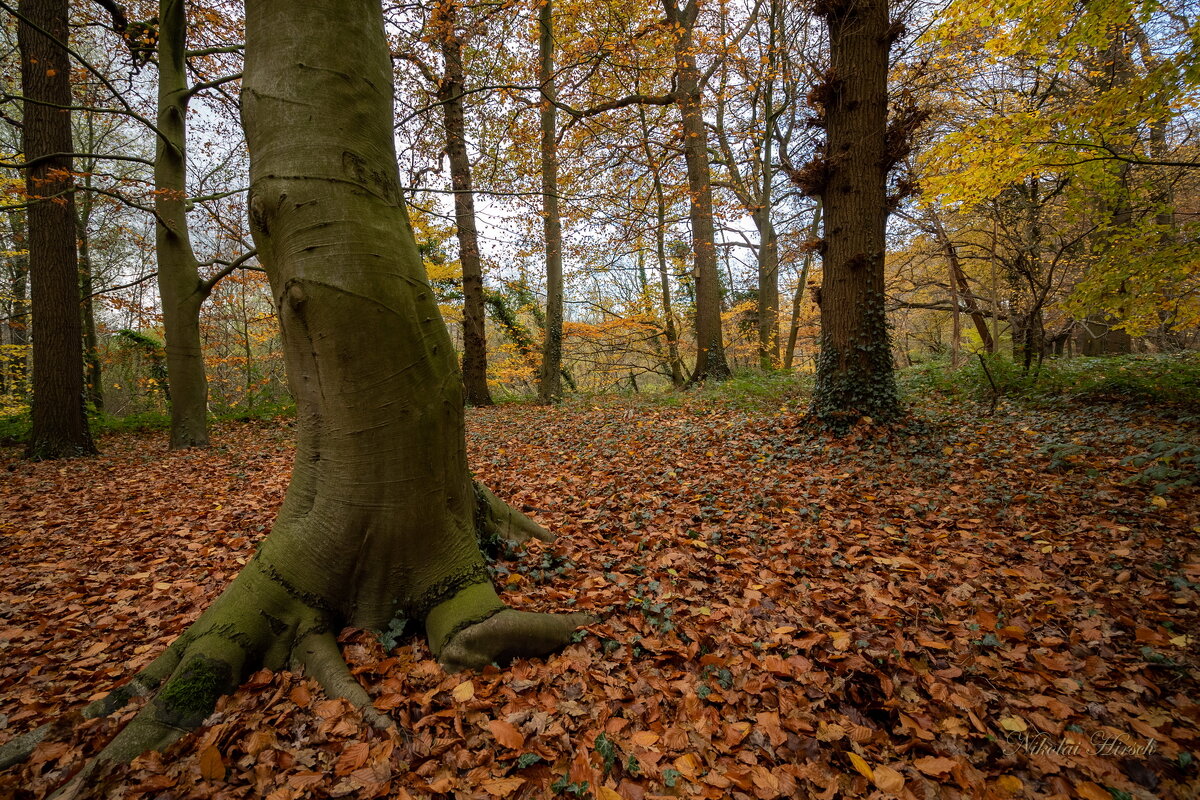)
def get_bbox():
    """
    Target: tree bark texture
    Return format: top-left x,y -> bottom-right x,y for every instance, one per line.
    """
756,0 -> 780,369
156,0 -> 212,448
18,0 -> 96,459
664,0 -> 731,383
438,1 -> 493,406
536,0 -> 564,403
4,0 -> 587,776
810,0 -> 900,427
